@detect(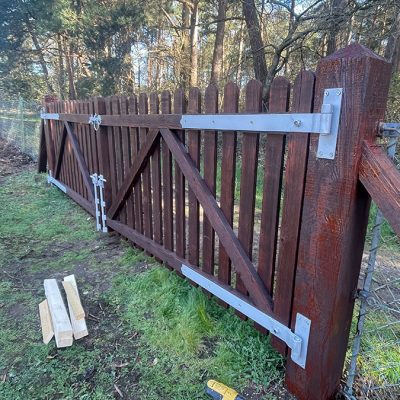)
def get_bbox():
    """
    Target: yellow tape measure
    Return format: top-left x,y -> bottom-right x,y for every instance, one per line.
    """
206,380 -> 241,400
